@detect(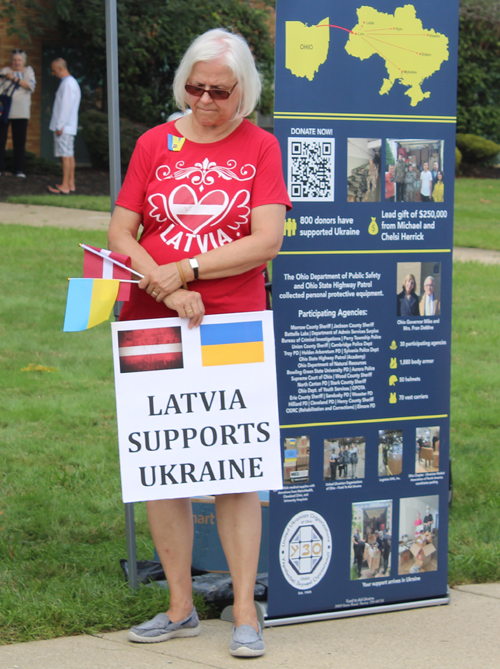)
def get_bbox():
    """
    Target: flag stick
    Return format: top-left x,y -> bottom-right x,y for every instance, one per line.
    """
68,278 -> 140,283
80,243 -> 145,279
